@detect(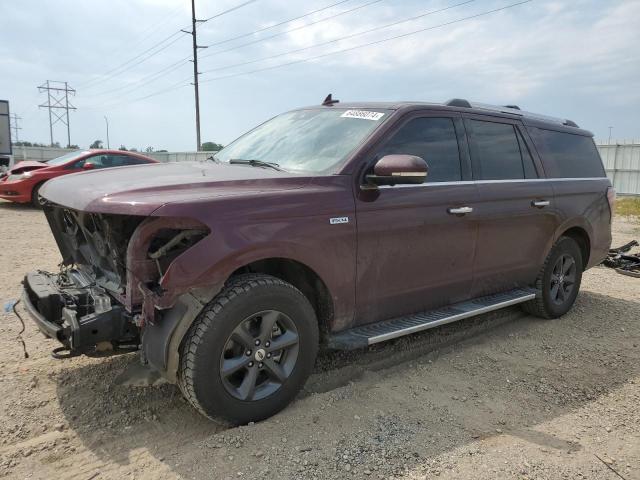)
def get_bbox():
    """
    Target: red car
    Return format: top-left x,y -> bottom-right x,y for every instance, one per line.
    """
0,149 -> 157,206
